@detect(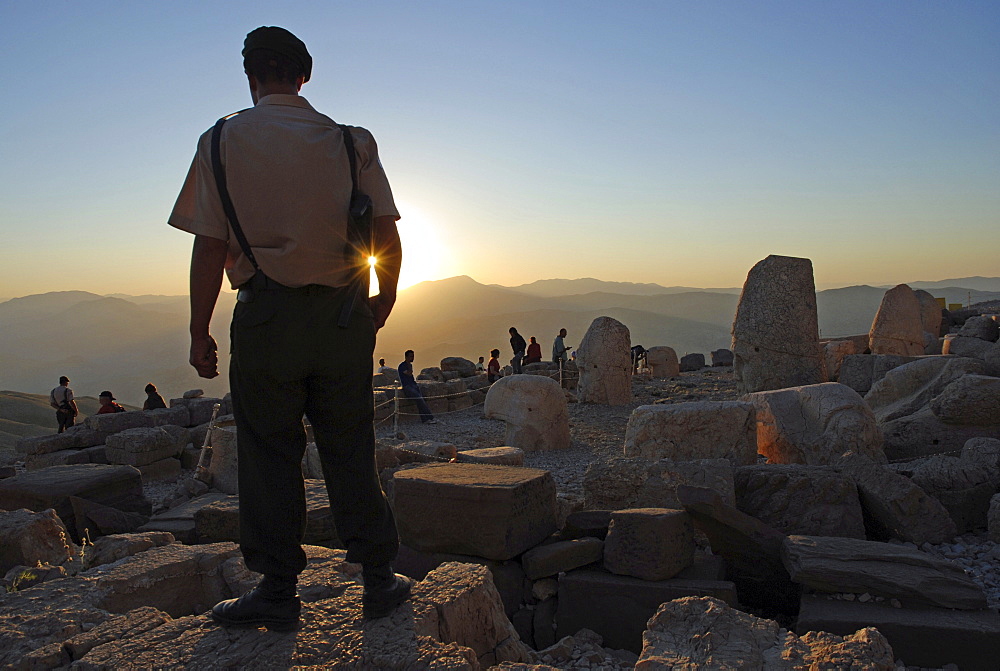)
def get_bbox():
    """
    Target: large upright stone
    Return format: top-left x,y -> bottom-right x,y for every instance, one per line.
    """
645,346 -> 679,378
576,316 -> 632,405
823,339 -> 856,381
623,401 -> 757,465
735,465 -> 865,539
914,289 -> 943,339
731,255 -> 826,395
0,465 -> 150,543
781,535 -> 987,610
483,375 -> 570,452
392,464 -> 557,560
206,426 -> 238,494
743,383 -> 884,465
869,284 -> 924,356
